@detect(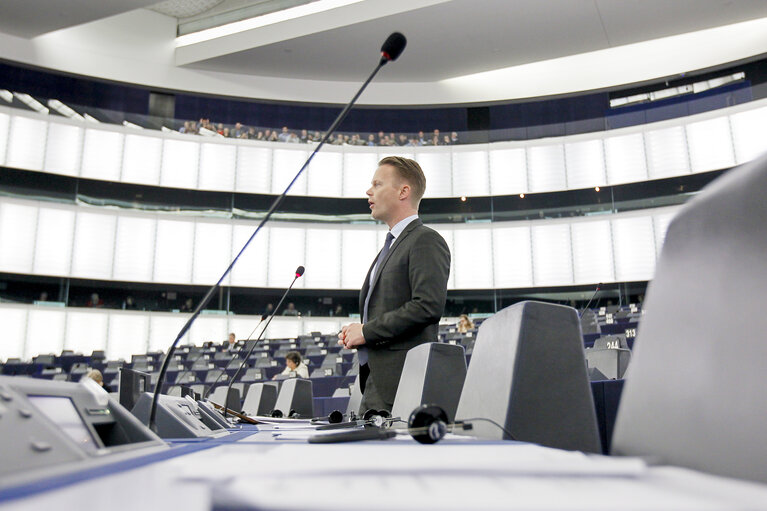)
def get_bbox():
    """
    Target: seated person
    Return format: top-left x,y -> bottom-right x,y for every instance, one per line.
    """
273,351 -> 309,379
457,314 -> 475,334
282,302 -> 300,316
84,369 -> 105,390
224,332 -> 237,351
